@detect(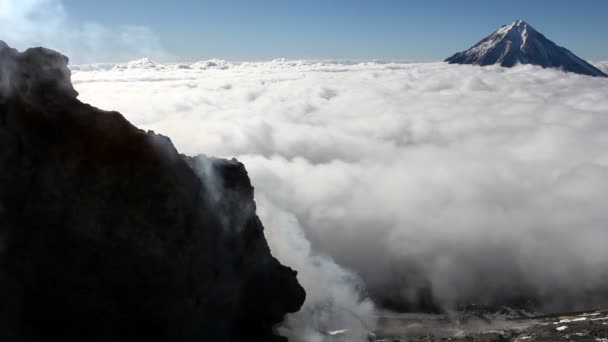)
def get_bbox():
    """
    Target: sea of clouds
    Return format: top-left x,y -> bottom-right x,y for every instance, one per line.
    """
72,60 -> 608,338
7,0 -> 608,339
